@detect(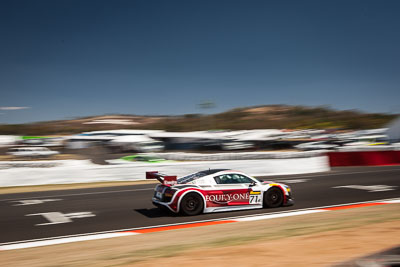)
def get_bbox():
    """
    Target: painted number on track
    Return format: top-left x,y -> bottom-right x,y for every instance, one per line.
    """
26,212 -> 96,226
12,199 -> 62,206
